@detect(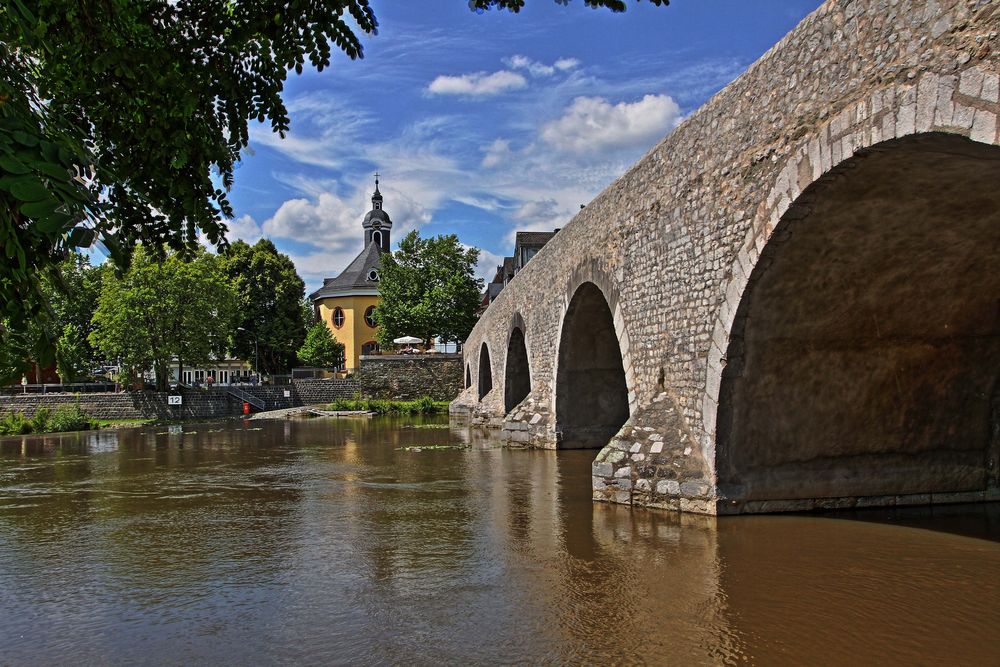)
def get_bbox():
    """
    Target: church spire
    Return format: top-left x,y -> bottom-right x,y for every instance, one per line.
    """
362,171 -> 392,252
371,172 -> 383,209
